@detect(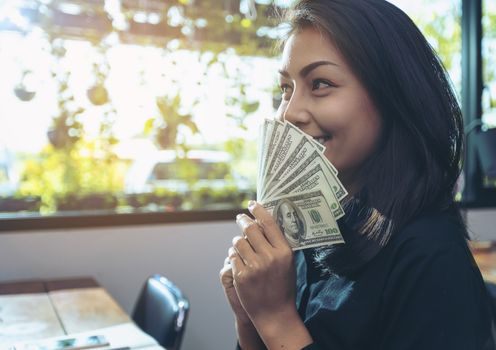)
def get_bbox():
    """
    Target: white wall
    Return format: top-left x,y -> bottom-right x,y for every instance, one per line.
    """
0,209 -> 495,350
0,220 -> 239,350
466,209 -> 496,241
